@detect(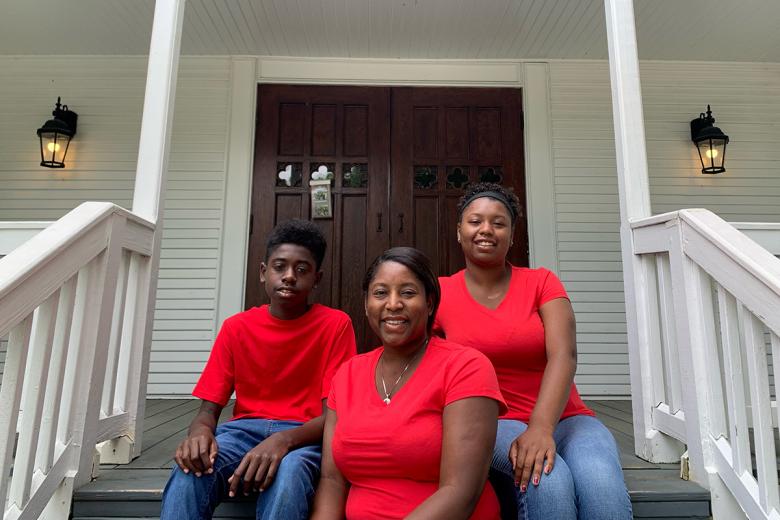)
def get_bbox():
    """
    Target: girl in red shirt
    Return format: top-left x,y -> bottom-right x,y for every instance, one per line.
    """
433,183 -> 632,520
312,247 -> 507,520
